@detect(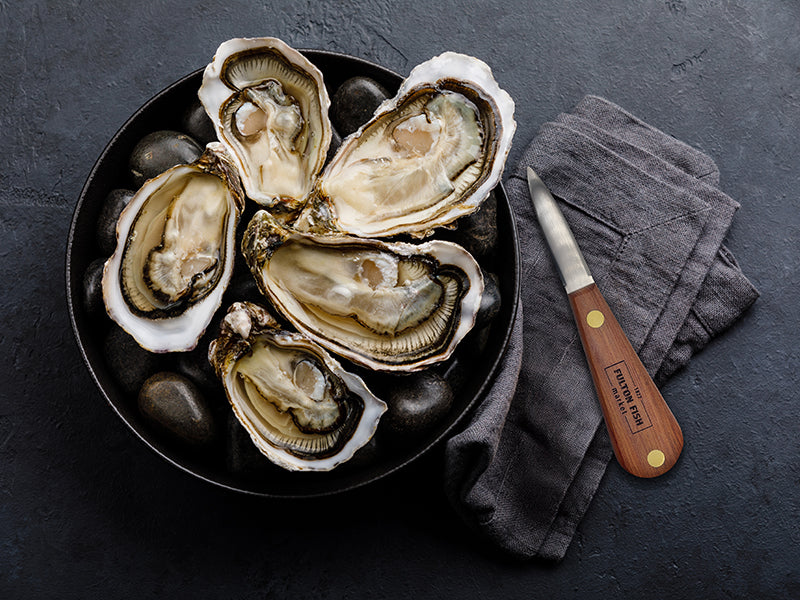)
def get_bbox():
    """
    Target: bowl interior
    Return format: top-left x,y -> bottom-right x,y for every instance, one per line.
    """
66,50 -> 520,497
